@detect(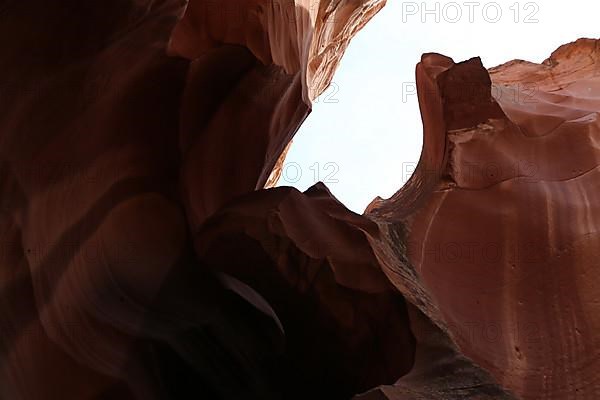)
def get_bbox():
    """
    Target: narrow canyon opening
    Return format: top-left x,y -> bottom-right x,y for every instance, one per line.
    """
277,0 -> 598,213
